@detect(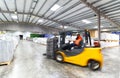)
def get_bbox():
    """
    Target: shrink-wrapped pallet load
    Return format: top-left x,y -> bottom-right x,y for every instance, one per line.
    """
100,33 -> 119,48
0,34 -> 19,65
33,38 -> 47,45
0,40 -> 14,64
